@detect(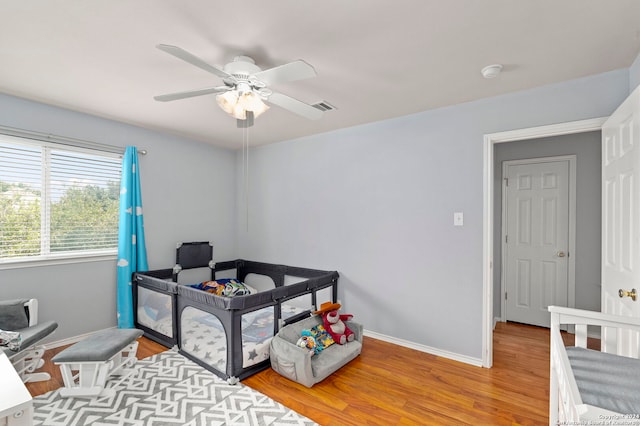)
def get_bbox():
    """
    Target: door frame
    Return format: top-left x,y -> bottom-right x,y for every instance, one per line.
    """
500,155 -> 577,324
482,117 -> 607,368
